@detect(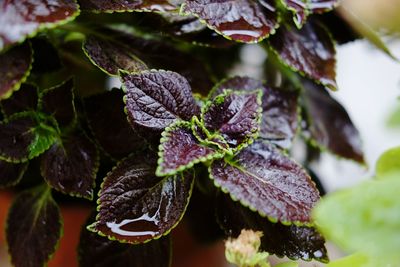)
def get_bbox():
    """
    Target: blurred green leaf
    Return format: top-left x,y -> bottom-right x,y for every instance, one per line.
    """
376,146 -> 400,177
